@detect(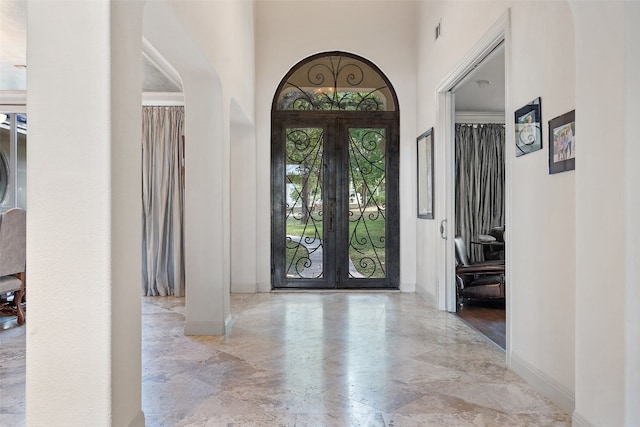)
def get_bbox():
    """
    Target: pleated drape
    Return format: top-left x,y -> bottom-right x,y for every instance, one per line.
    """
142,106 -> 185,296
455,123 -> 505,262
